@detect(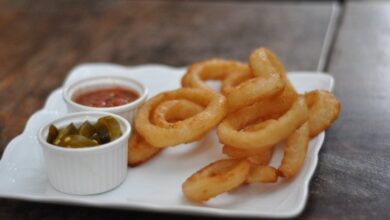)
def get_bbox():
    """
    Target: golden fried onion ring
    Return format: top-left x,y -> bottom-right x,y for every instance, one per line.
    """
129,100 -> 205,166
182,159 -> 251,202
128,131 -> 161,167
222,119 -> 275,164
181,59 -> 250,92
246,165 -> 278,184
278,122 -> 310,179
135,88 -> 227,147
304,90 -> 341,137
217,97 -> 309,151
226,48 -> 287,111
221,69 -> 252,95
223,145 -> 273,161
152,99 -> 204,128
